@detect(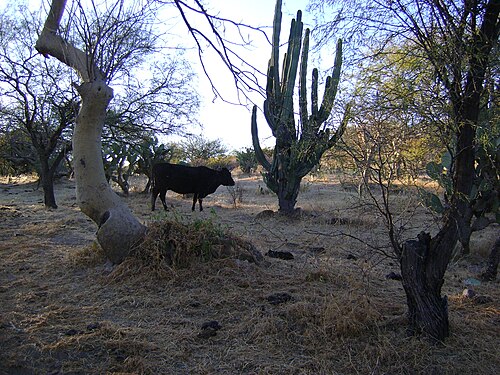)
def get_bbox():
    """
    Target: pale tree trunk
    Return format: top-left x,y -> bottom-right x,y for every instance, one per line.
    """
73,82 -> 145,263
35,0 -> 145,263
